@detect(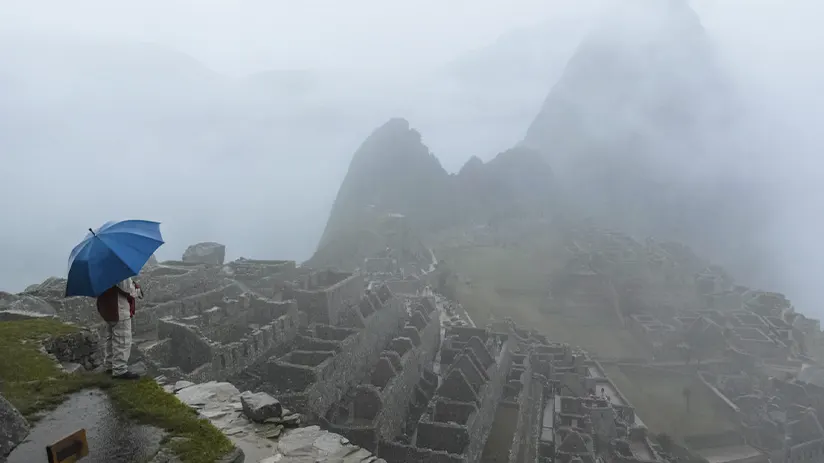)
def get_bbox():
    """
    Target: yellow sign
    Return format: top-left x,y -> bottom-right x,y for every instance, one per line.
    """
46,429 -> 89,463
